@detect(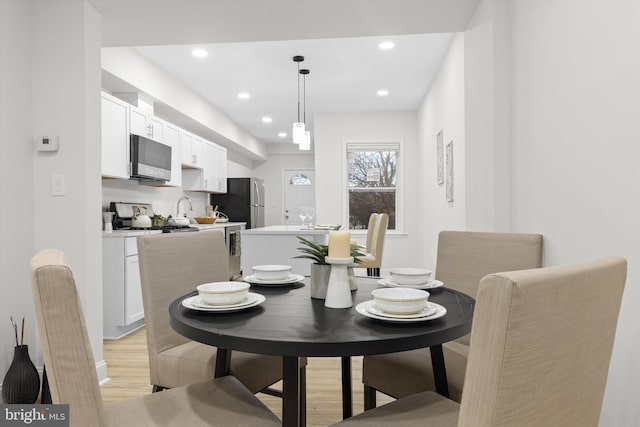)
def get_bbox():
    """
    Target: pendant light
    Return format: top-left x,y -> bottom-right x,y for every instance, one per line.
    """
299,68 -> 311,151
292,56 -> 305,144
